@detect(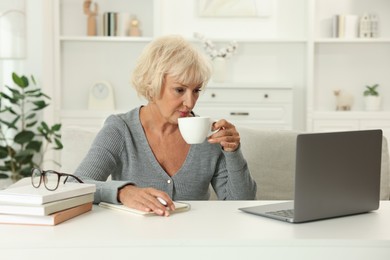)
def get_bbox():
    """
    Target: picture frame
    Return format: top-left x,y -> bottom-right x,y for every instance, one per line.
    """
198,0 -> 272,18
